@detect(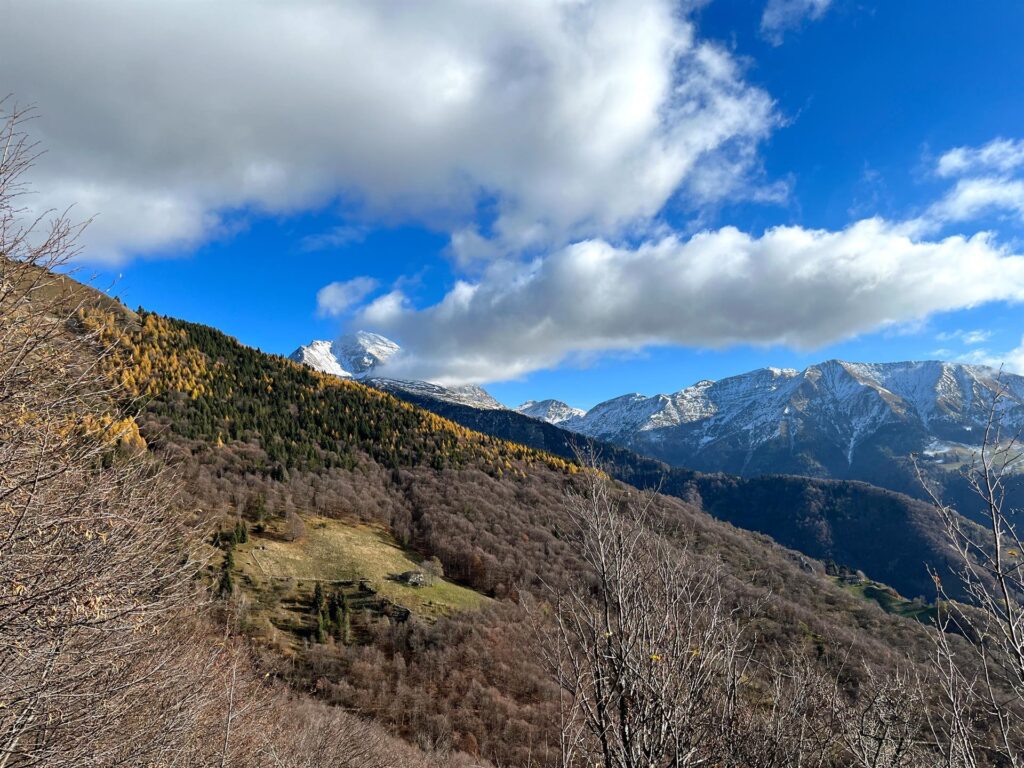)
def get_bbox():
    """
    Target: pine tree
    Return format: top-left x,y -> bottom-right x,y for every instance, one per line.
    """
312,581 -> 325,614
337,591 -> 351,645
315,610 -> 328,644
218,547 -> 234,596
